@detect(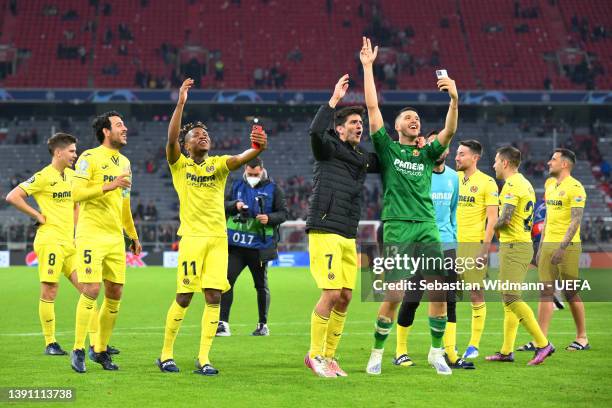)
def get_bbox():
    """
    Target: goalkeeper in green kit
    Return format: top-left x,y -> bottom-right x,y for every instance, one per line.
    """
359,37 -> 460,375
